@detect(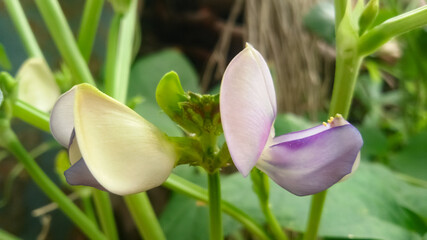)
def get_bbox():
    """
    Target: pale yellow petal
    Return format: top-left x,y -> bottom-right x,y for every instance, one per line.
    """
16,58 -> 60,112
73,84 -> 176,195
